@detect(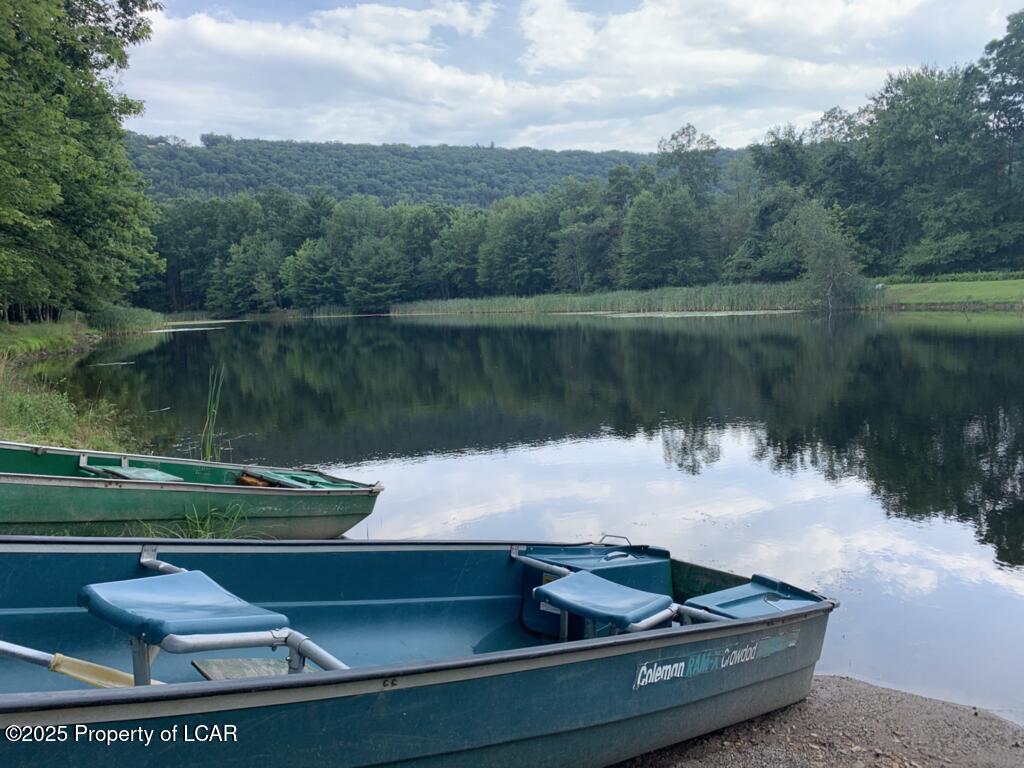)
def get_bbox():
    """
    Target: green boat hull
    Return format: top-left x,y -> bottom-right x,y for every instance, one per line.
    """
0,442 -> 382,538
